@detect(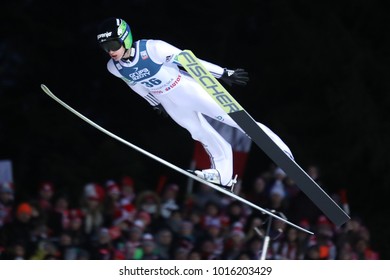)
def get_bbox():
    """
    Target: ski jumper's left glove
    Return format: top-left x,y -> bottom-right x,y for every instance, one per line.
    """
220,68 -> 249,86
